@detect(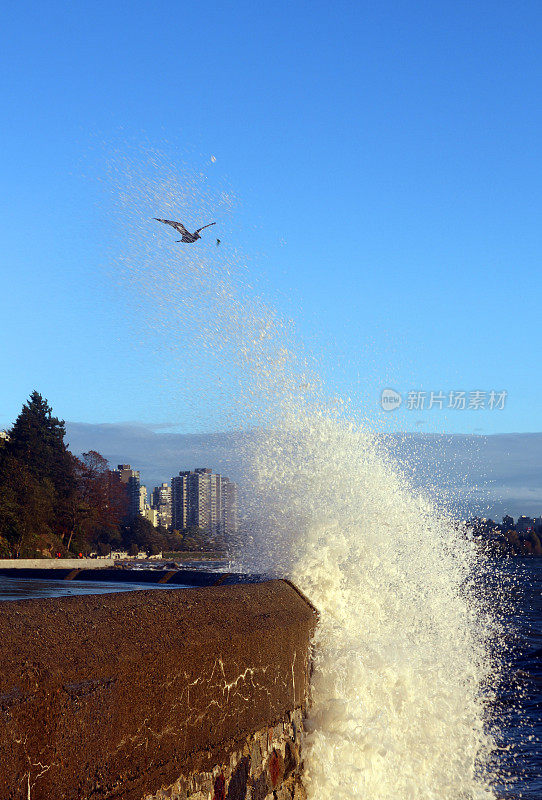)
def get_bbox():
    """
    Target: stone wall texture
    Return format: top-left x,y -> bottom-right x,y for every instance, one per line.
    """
145,709 -> 306,800
0,580 -> 316,800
